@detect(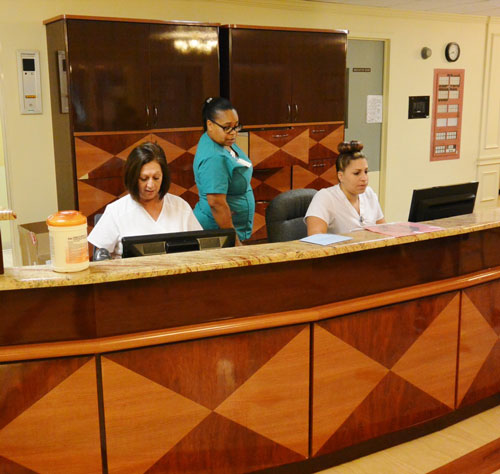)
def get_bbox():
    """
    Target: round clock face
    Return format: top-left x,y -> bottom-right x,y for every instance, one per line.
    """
445,42 -> 460,62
